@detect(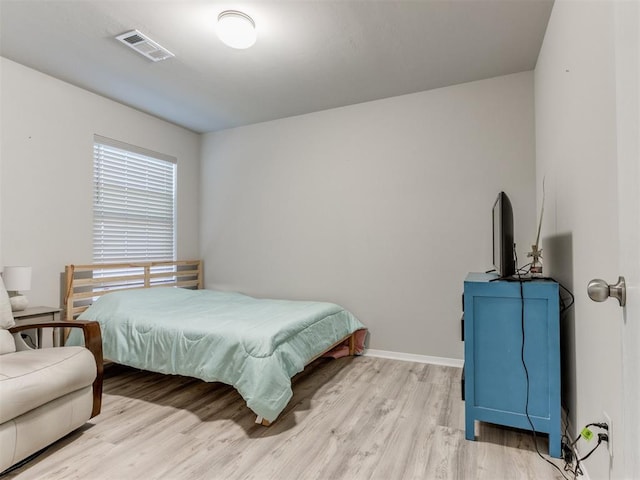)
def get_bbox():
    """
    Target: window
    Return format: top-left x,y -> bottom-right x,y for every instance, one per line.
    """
93,135 -> 176,265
